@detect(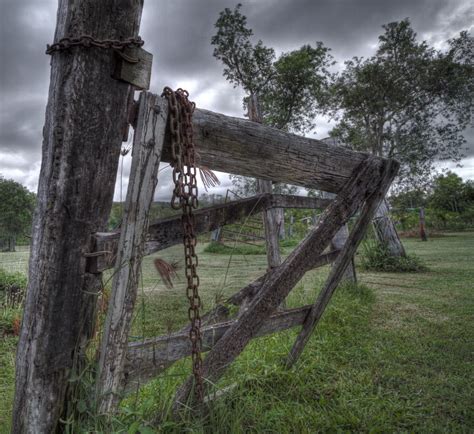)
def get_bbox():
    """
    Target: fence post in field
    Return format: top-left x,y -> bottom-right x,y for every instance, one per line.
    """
12,1 -> 144,432
419,207 -> 428,241
248,94 -> 282,271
